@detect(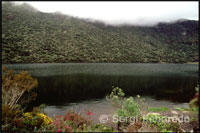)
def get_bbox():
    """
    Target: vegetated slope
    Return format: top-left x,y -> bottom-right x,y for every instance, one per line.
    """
2,3 -> 199,63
